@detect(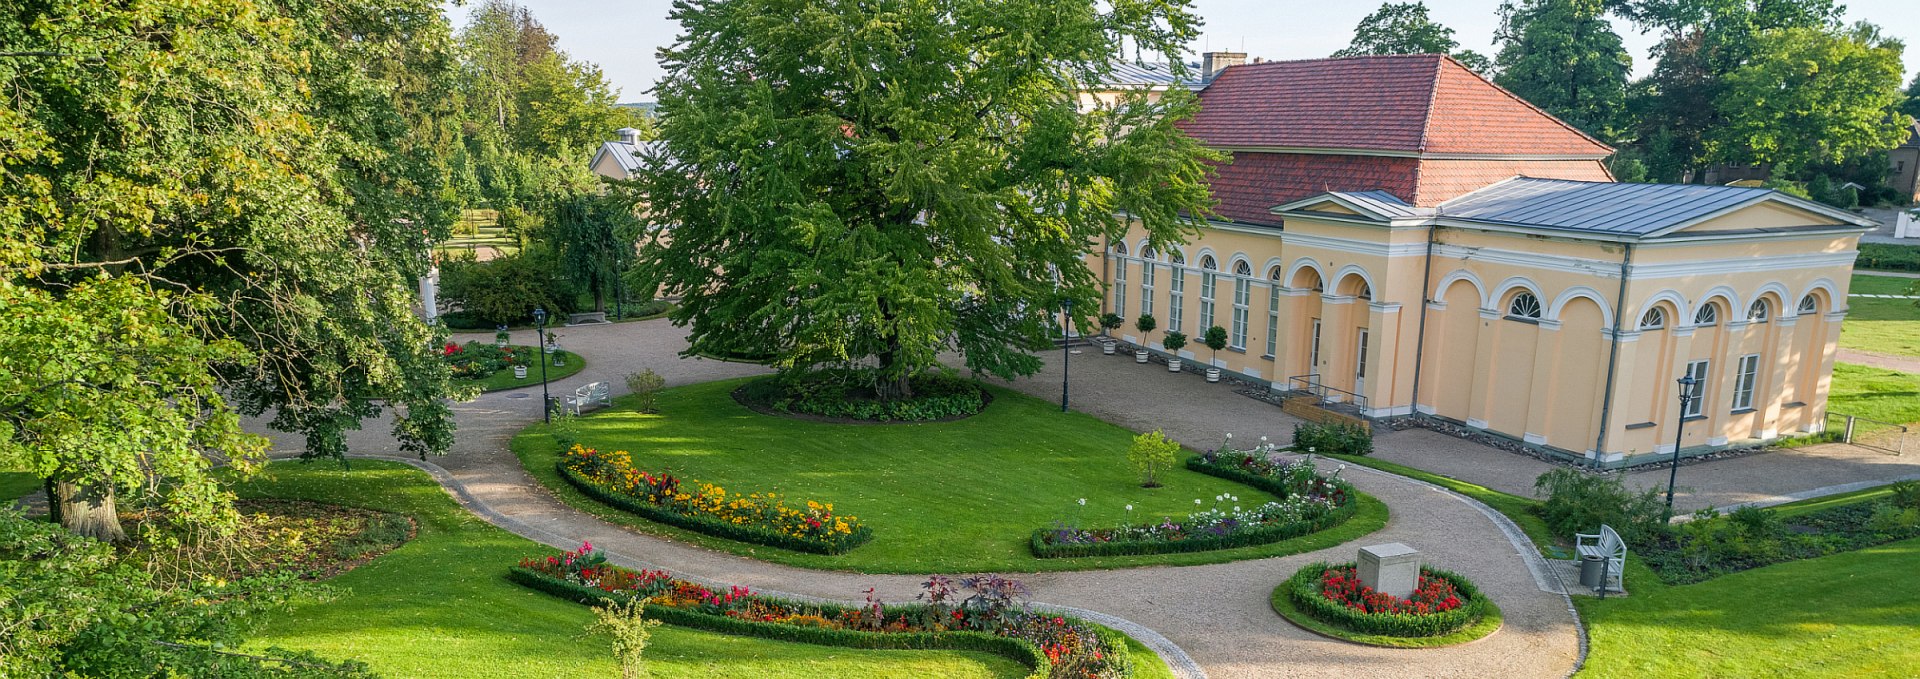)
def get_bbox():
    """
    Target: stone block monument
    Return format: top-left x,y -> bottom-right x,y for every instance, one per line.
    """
1357,543 -> 1421,599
